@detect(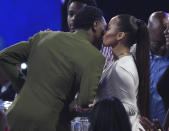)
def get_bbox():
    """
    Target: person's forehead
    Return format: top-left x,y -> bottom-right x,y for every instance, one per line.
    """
109,16 -> 119,27
149,15 -> 168,29
151,13 -> 168,23
68,1 -> 86,12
